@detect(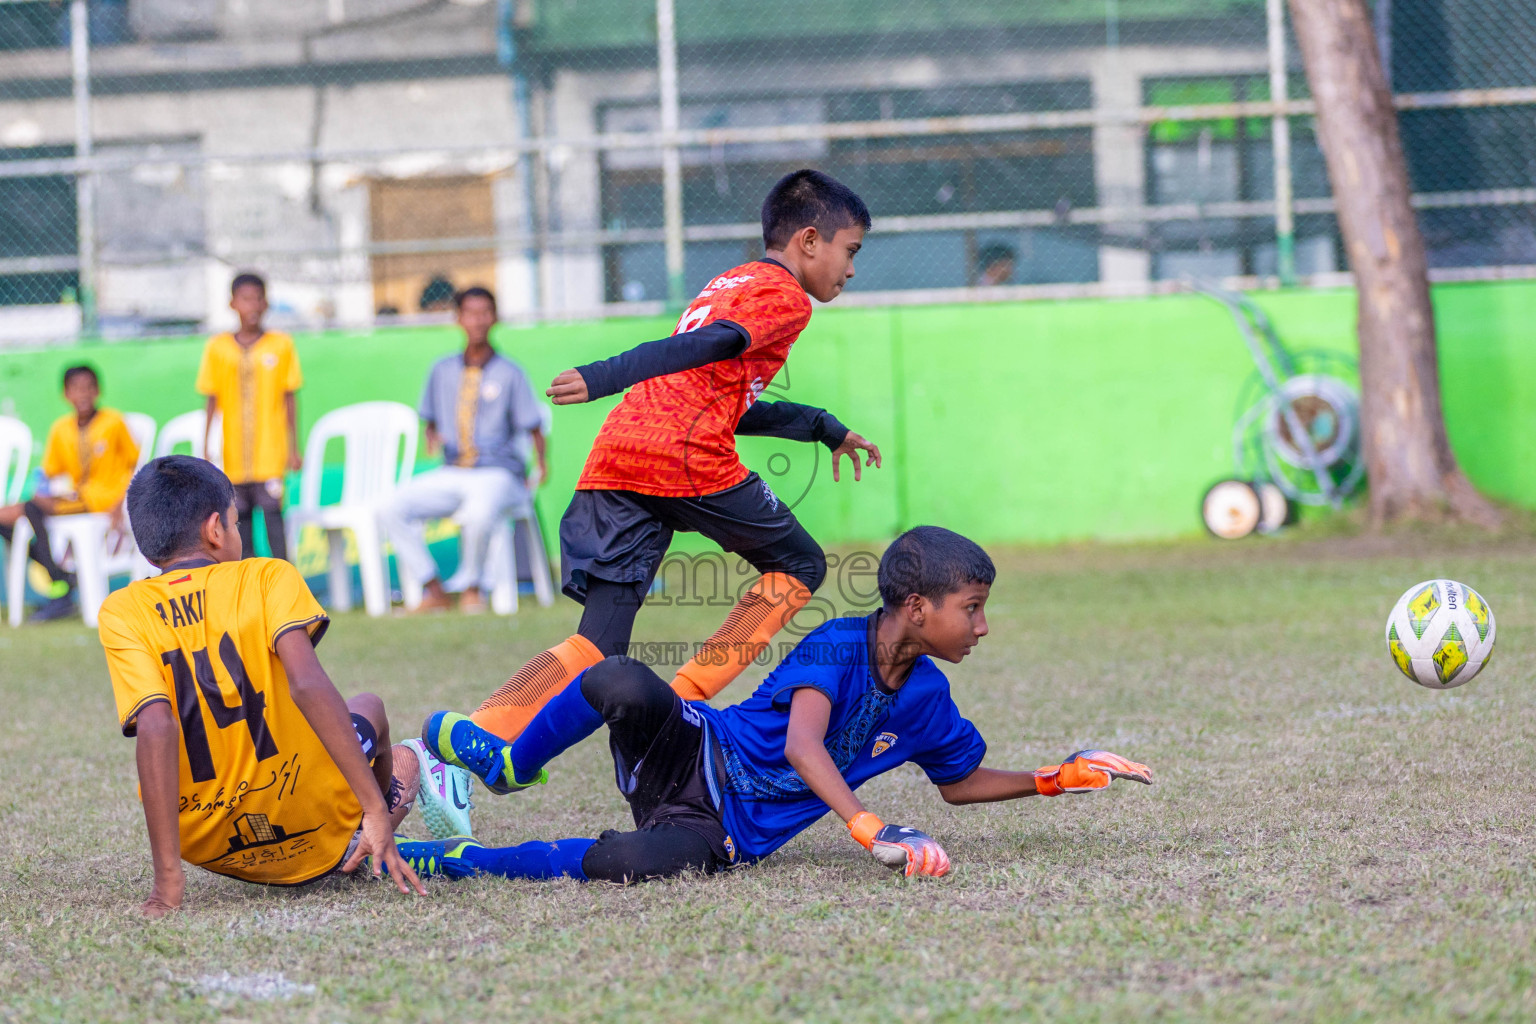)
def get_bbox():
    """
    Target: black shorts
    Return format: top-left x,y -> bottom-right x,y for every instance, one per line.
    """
609,694 -> 736,867
559,473 -> 821,603
351,713 -> 378,762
